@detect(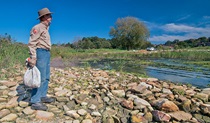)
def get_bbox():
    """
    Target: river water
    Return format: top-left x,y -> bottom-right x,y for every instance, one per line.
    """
146,59 -> 210,88
85,58 -> 210,88
146,66 -> 210,88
